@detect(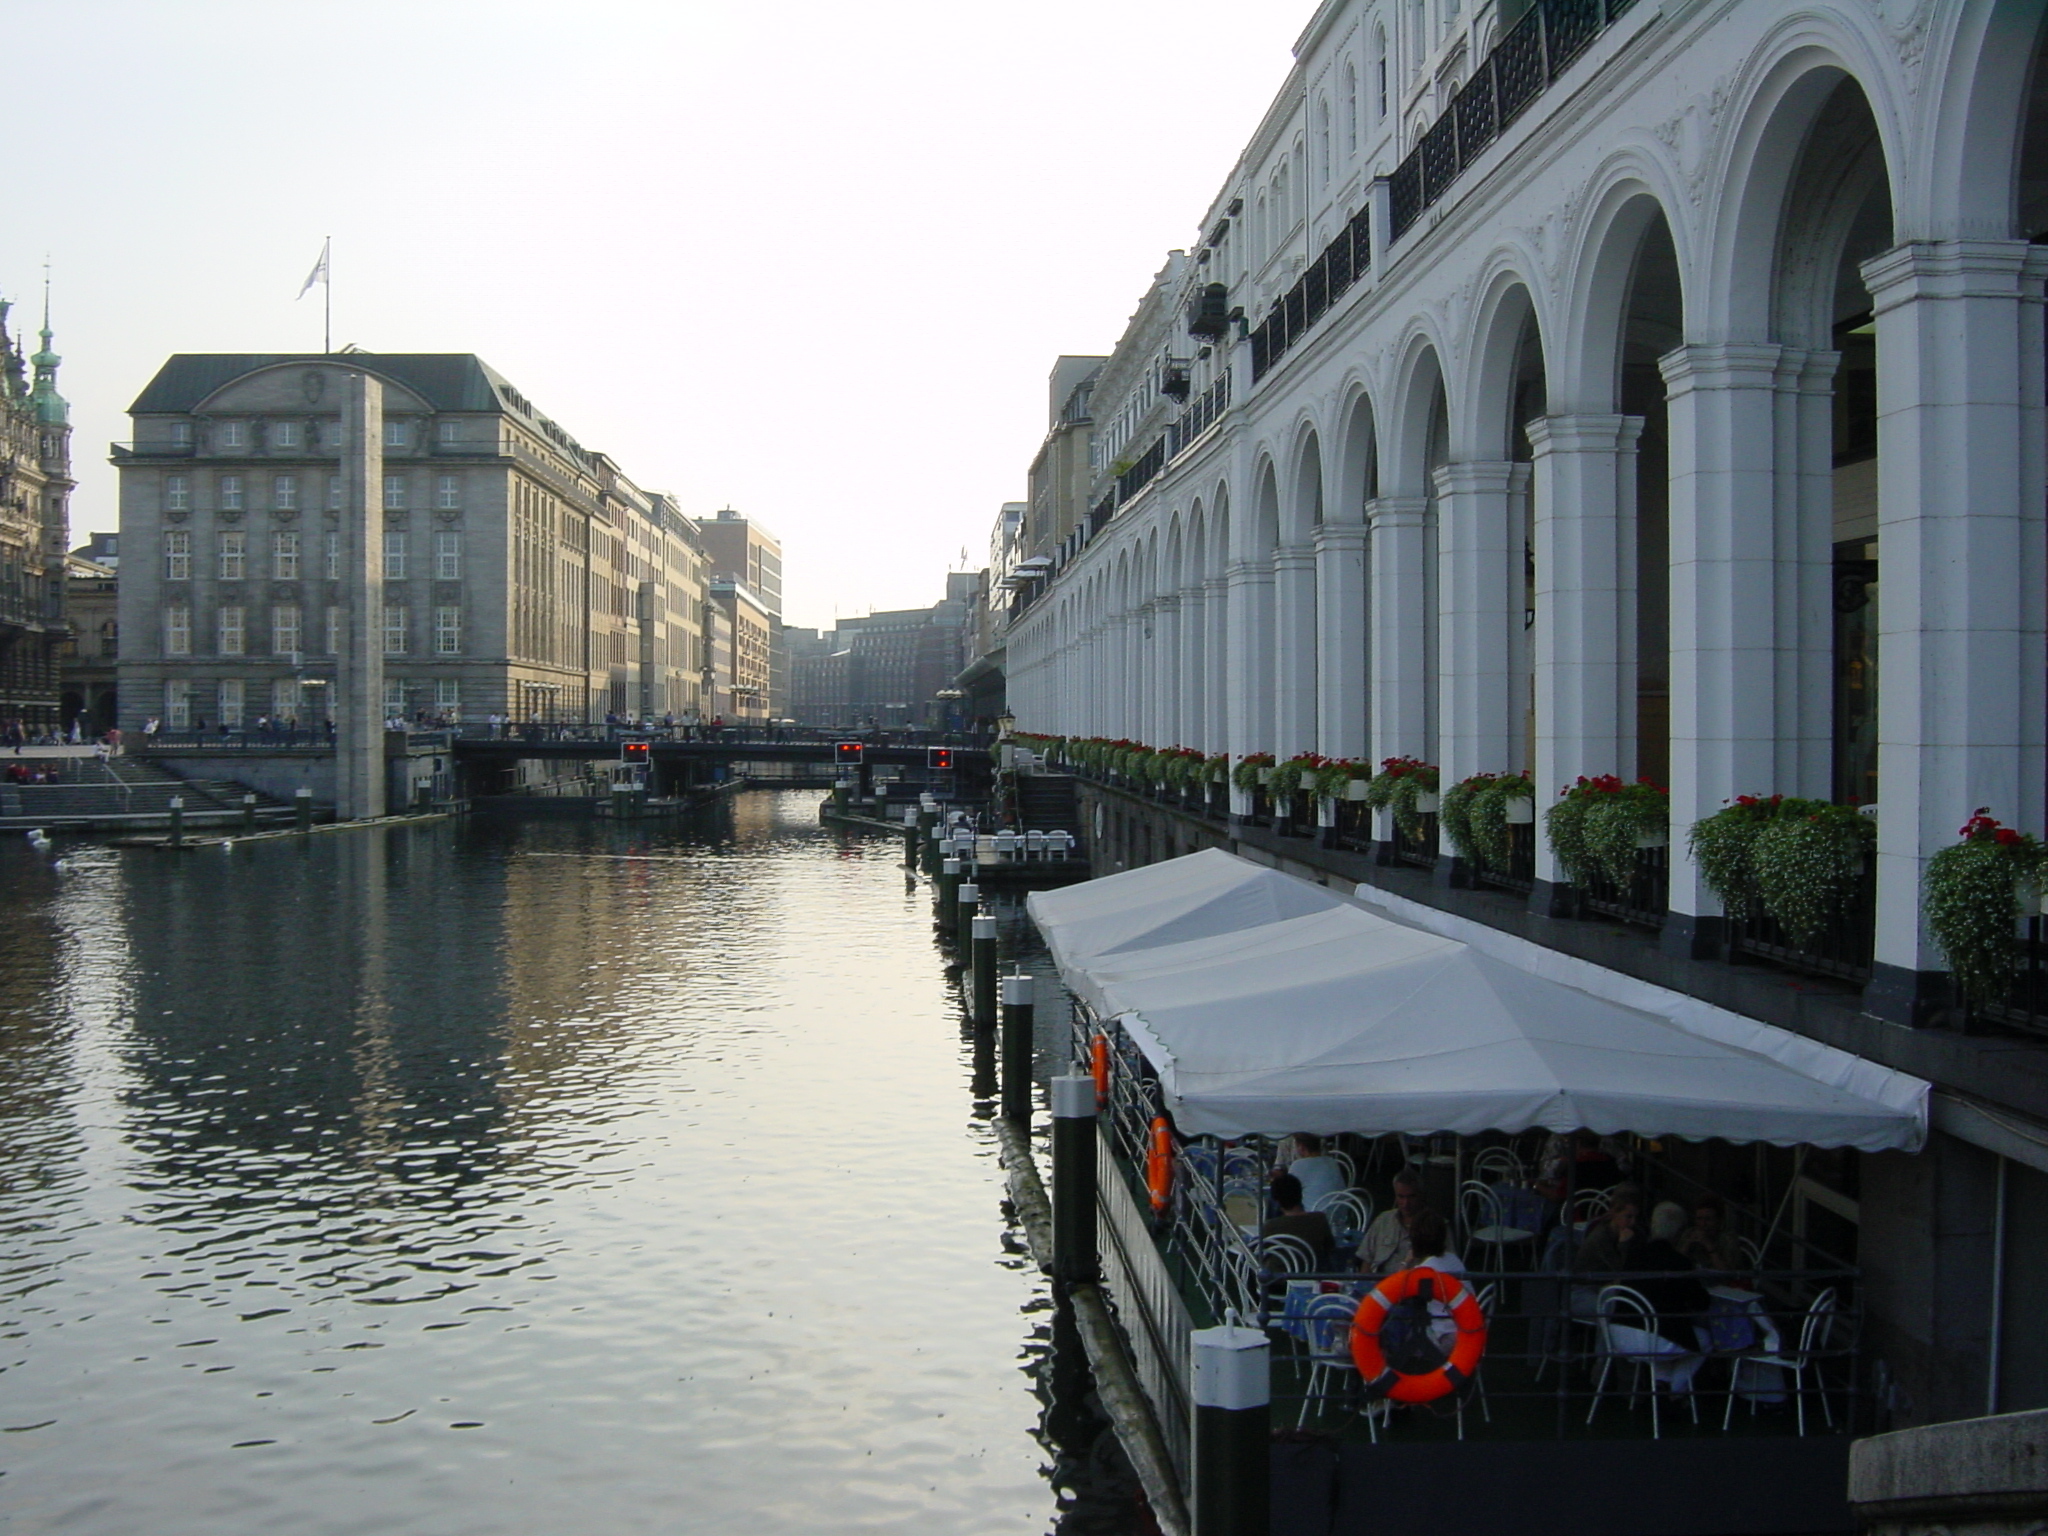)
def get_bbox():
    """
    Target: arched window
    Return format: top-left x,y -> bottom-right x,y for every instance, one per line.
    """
1344,61 -> 1359,157
1315,96 -> 1331,189
1374,26 -> 1389,120
1255,191 -> 1269,258
1291,141 -> 1306,220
